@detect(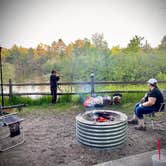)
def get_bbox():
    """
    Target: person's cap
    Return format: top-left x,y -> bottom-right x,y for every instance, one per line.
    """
147,78 -> 157,85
